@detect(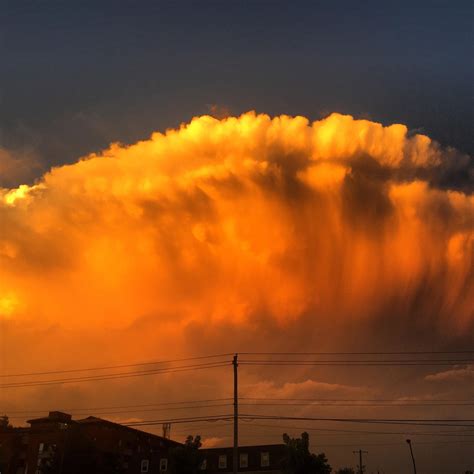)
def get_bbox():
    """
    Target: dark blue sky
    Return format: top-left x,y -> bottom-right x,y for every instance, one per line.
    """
2,0 -> 473,174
